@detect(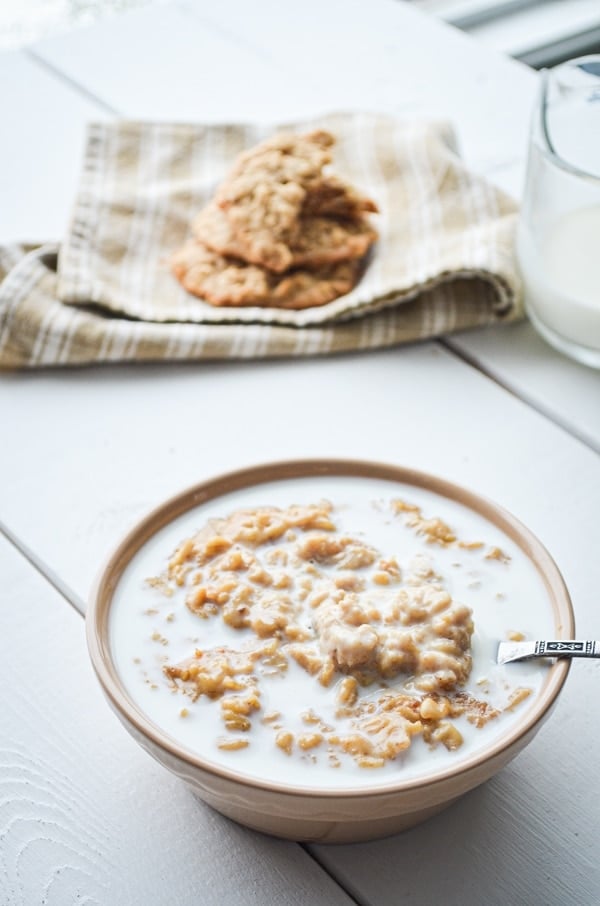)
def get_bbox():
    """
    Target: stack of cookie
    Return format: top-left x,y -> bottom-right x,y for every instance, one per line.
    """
170,130 -> 379,310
